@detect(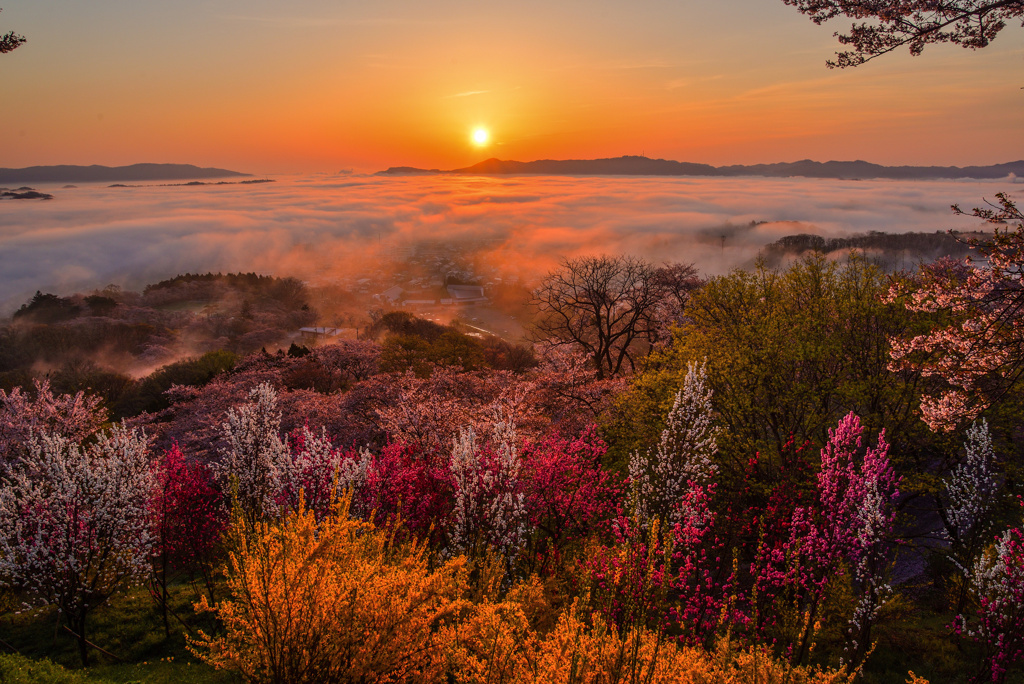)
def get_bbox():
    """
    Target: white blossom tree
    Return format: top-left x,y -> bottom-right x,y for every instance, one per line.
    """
0,425 -> 155,665
627,360 -> 718,532
447,415 -> 529,564
214,383 -> 290,523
